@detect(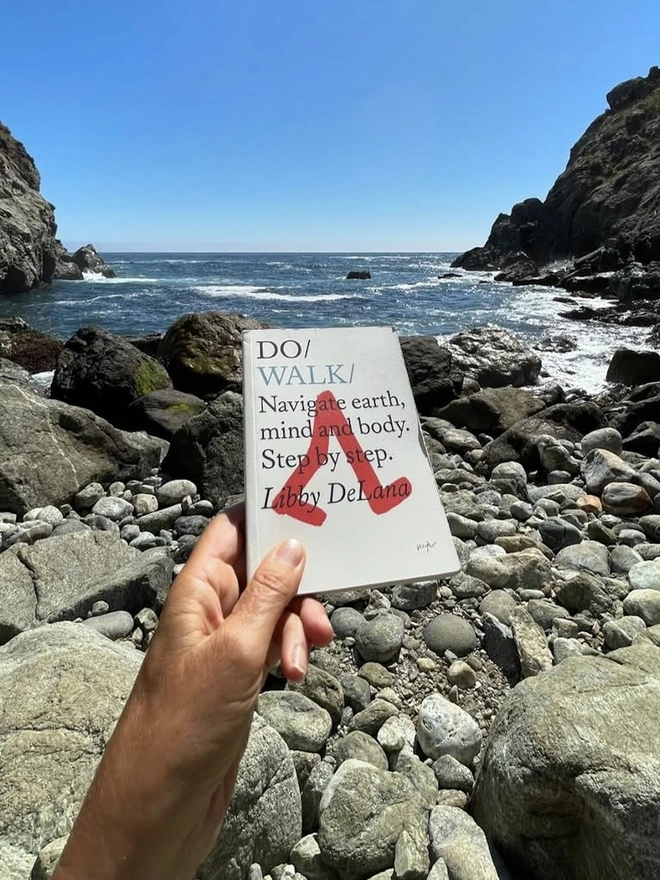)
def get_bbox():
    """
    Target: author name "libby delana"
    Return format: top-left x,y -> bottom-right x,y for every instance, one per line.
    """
262,480 -> 412,511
